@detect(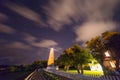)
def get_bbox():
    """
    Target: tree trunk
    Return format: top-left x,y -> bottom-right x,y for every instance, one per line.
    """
75,66 -> 80,74
64,65 -> 70,71
64,66 -> 67,71
77,68 -> 80,74
100,62 -> 108,75
115,58 -> 119,71
76,64 -> 84,74
80,64 -> 84,74
66,65 -> 70,71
